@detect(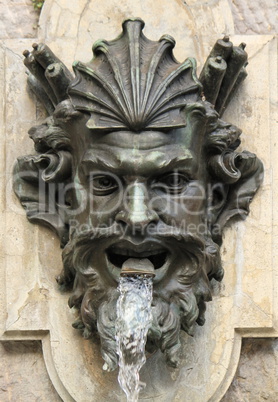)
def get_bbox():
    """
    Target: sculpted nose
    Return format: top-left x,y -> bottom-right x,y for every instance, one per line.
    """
116,182 -> 159,230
